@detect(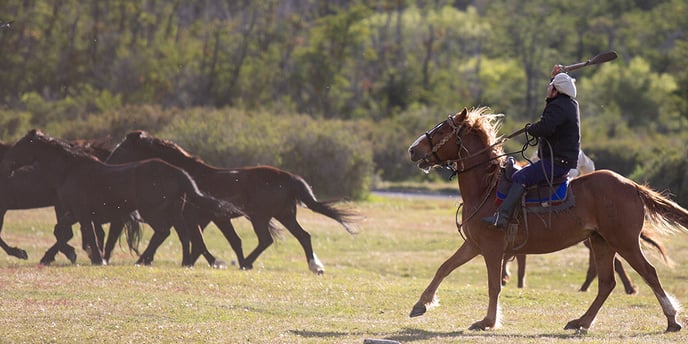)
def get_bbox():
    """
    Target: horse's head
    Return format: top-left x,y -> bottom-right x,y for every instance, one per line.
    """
0,129 -> 44,177
107,130 -> 154,164
108,130 -> 197,168
408,107 -> 505,174
0,141 -> 10,161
